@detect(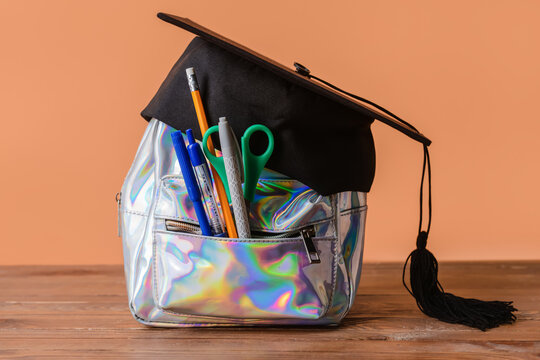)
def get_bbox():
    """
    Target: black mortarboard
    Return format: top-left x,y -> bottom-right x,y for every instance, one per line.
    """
141,13 -> 516,330
141,14 -> 430,197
